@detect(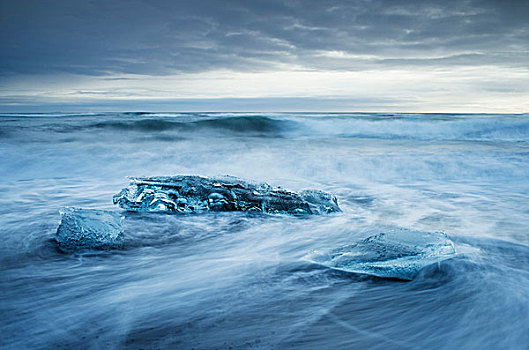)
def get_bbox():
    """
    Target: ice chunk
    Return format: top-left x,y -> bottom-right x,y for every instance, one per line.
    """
55,208 -> 124,251
113,175 -> 340,215
306,229 -> 456,280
